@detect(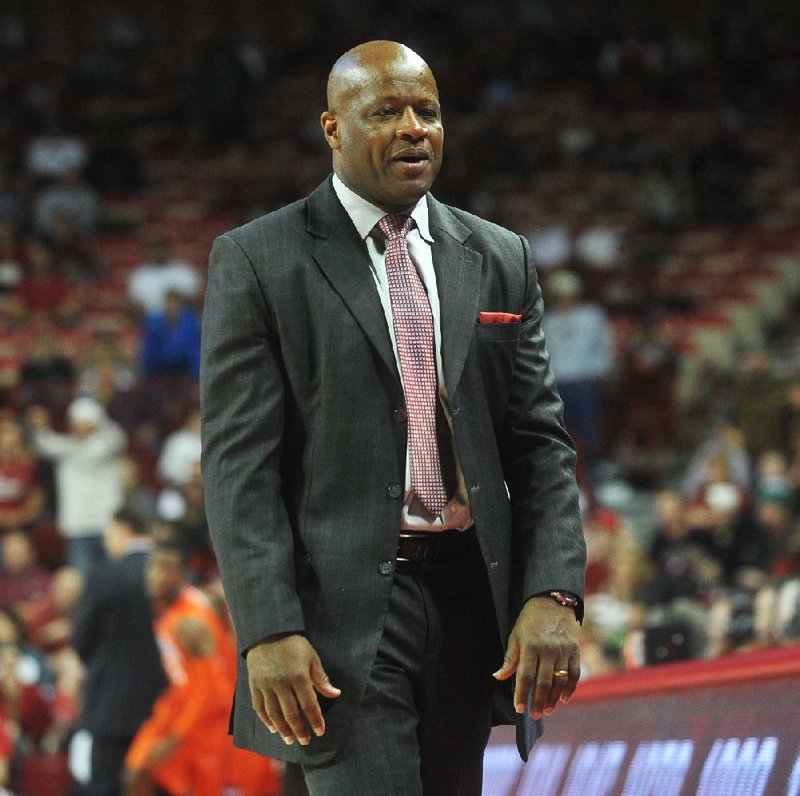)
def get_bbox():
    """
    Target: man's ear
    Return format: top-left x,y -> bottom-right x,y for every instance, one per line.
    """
320,112 -> 341,151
